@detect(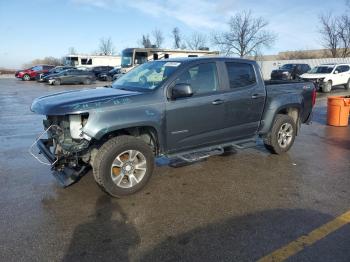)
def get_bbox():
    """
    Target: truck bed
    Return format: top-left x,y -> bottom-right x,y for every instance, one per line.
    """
262,80 -> 315,127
